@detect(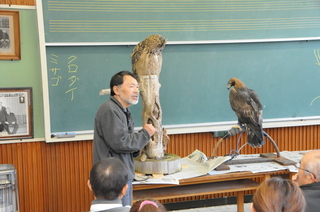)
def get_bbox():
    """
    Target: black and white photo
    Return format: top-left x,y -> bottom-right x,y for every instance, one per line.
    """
0,87 -> 33,140
0,10 -> 20,60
